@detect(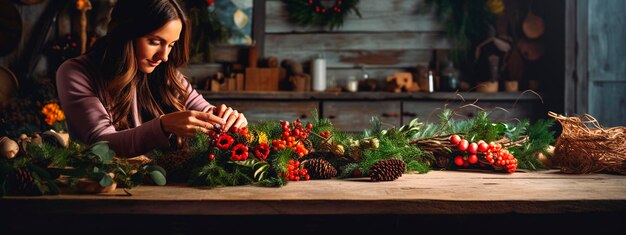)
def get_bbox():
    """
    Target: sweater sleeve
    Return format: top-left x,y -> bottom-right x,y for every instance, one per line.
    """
180,72 -> 214,112
56,57 -> 171,157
